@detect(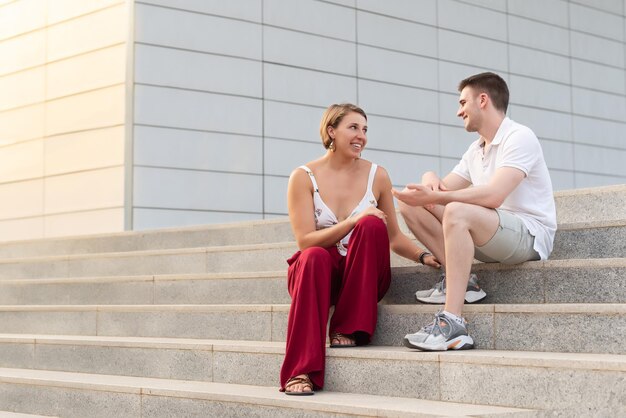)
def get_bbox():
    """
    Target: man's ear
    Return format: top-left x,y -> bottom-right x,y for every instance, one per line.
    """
479,93 -> 489,109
